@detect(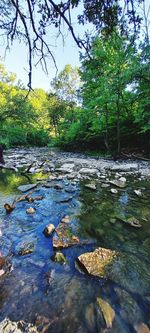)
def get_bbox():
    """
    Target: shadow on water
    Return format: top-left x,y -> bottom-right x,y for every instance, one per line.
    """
0,169 -> 150,332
